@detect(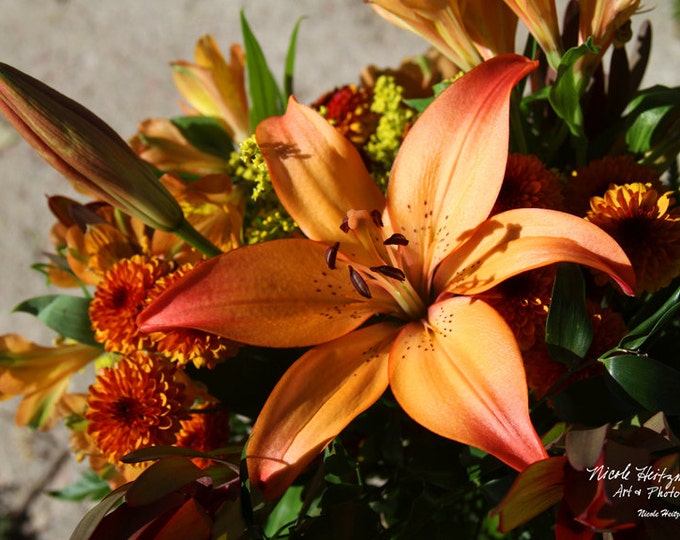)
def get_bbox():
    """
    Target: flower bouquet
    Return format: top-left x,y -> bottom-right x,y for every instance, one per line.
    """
1,1 -> 680,538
